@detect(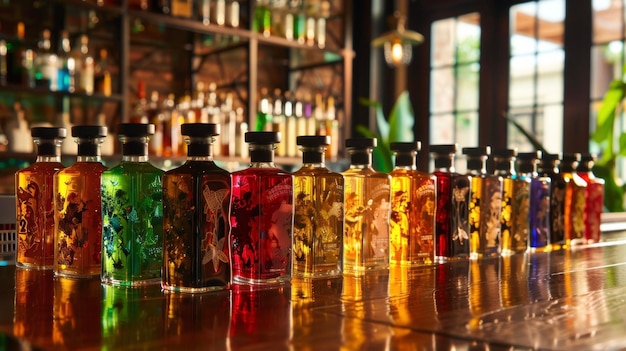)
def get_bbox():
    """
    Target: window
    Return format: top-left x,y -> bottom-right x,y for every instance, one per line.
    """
429,13 -> 481,148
